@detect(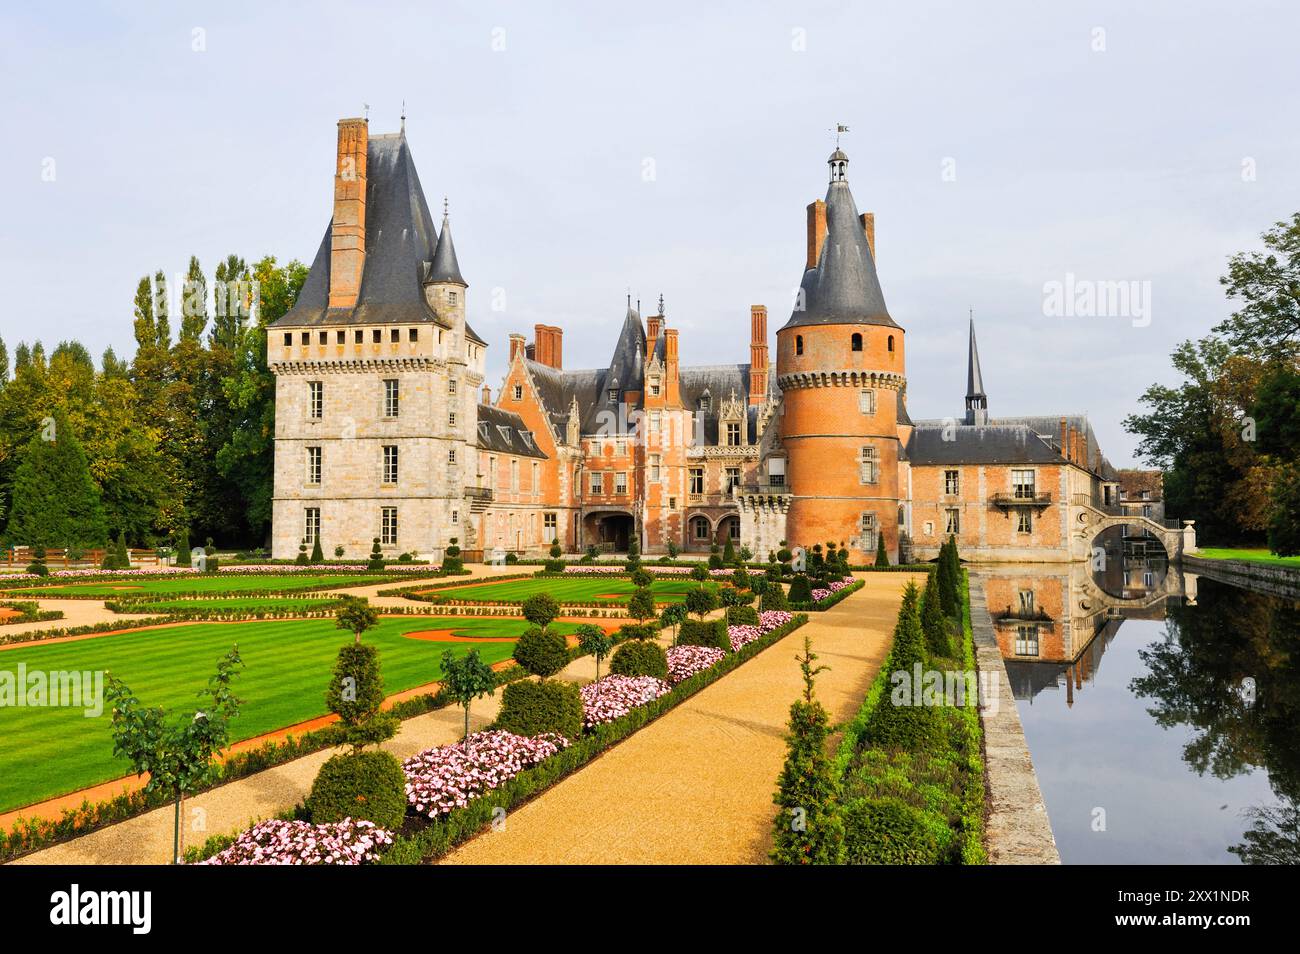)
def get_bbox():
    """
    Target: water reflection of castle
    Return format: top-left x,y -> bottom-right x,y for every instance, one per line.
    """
981,556 -> 1197,705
